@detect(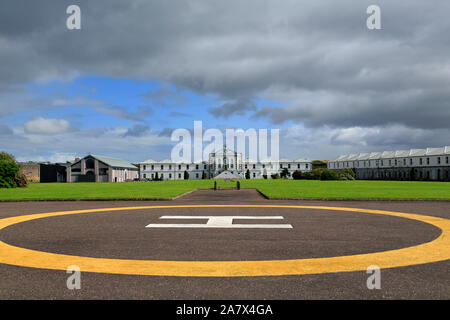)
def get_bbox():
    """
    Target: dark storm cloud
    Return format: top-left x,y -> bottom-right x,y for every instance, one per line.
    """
0,0 -> 449,136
